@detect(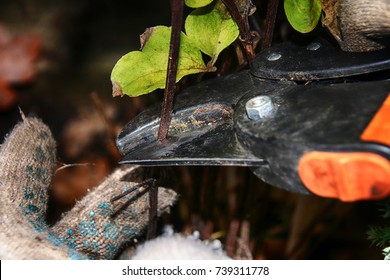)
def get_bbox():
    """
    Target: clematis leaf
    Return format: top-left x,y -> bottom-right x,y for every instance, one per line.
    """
184,0 -> 214,8
111,26 -> 212,97
284,0 -> 322,33
185,0 -> 239,65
